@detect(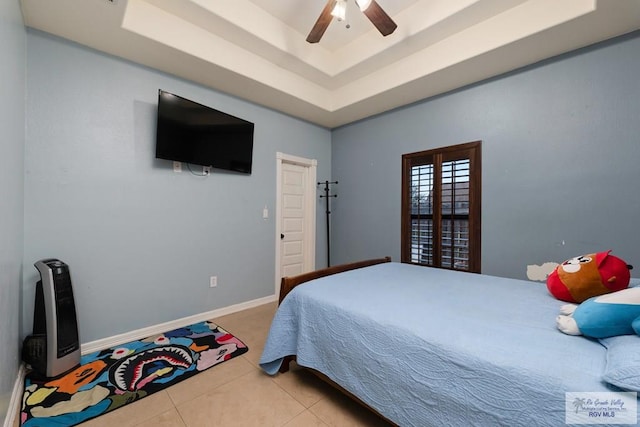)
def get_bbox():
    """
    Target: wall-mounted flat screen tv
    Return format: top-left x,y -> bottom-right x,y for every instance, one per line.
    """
155,89 -> 254,174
